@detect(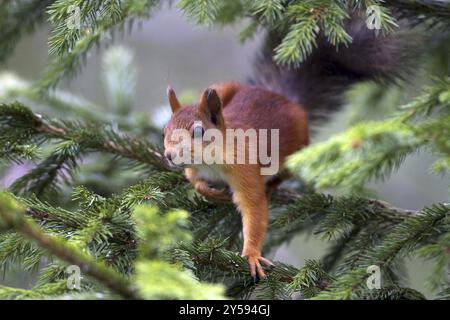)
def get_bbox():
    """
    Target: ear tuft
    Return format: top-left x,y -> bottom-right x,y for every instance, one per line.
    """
199,88 -> 222,125
205,88 -> 221,115
167,85 -> 181,113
